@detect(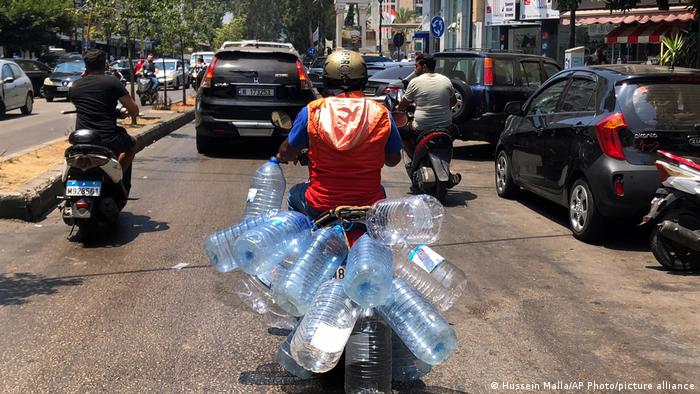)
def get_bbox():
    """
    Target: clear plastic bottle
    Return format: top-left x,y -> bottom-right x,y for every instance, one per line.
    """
244,157 -> 286,218
391,331 -> 431,382
290,279 -> 359,373
277,326 -> 313,380
393,255 -> 452,312
366,195 -> 445,246
233,211 -> 314,276
344,311 -> 392,394
233,262 -> 297,330
204,210 -> 277,273
401,245 -> 467,310
376,278 -> 457,366
344,234 -> 394,308
273,225 -> 348,316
